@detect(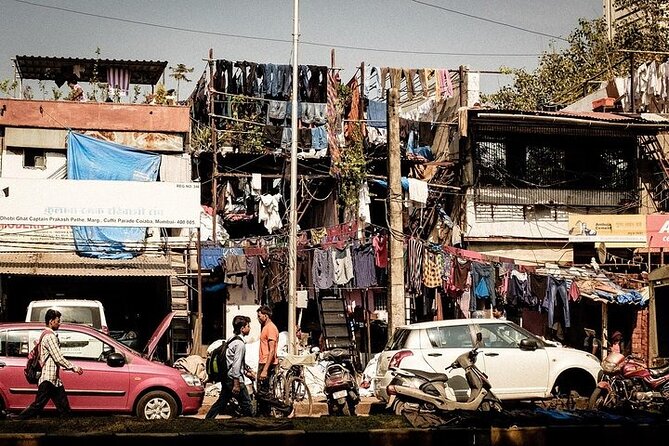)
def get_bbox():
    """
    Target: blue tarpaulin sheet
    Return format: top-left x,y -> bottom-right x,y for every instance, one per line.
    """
66,132 -> 161,259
